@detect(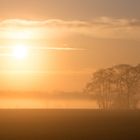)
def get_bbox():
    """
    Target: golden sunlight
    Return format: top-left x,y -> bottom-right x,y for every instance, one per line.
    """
12,45 -> 28,59
6,29 -> 35,39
